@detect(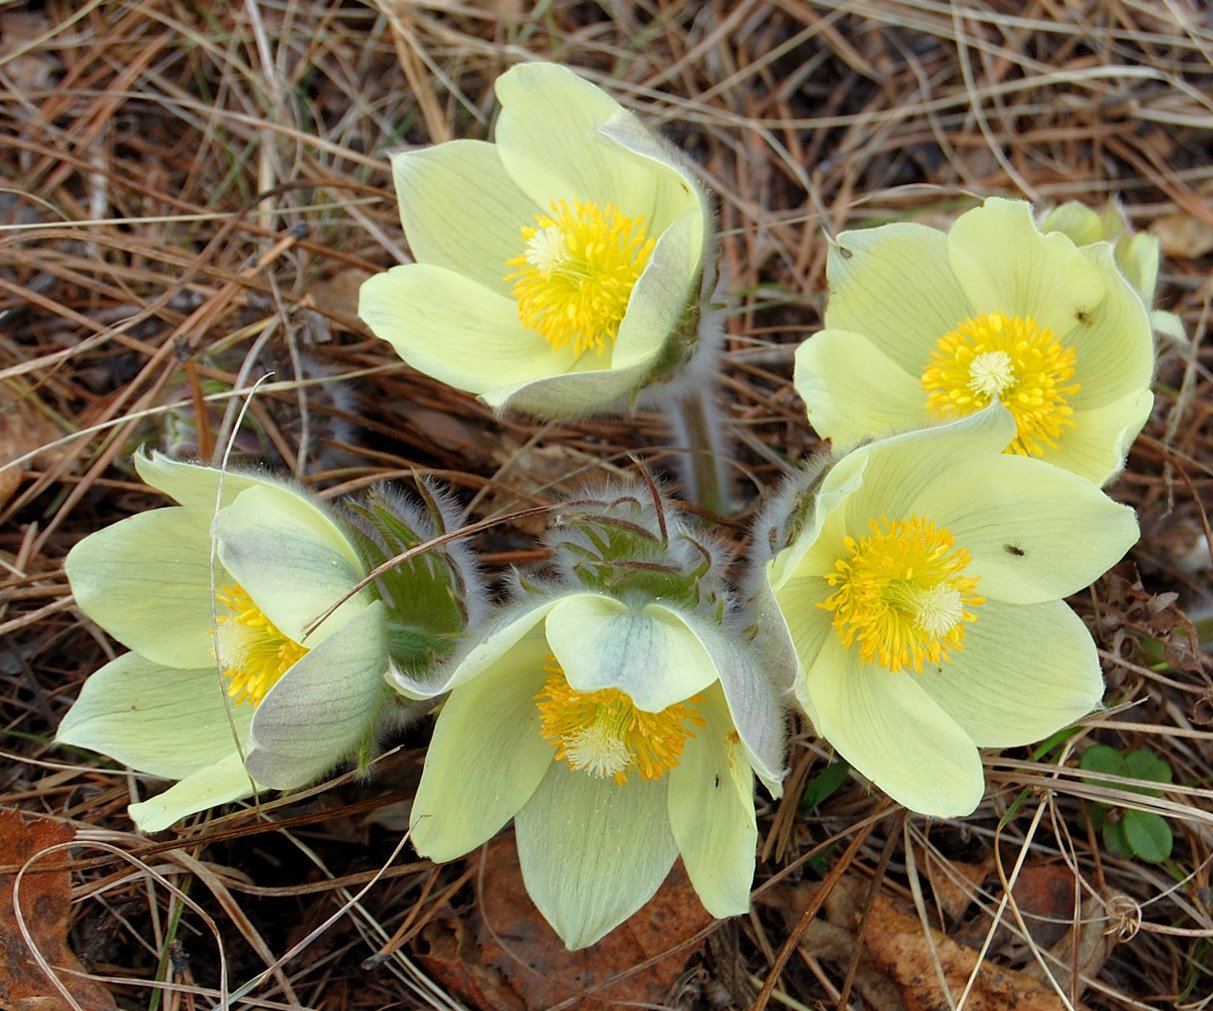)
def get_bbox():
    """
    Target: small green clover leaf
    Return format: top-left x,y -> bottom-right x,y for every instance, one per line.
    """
1080,744 -> 1173,864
